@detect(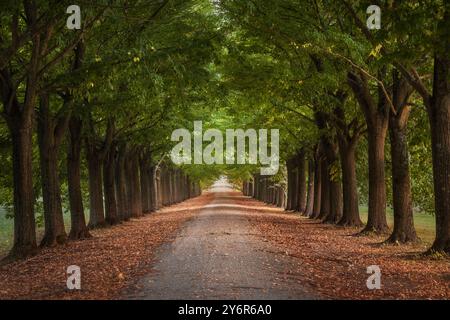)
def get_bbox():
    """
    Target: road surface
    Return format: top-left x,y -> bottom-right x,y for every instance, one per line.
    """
123,178 -> 316,299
